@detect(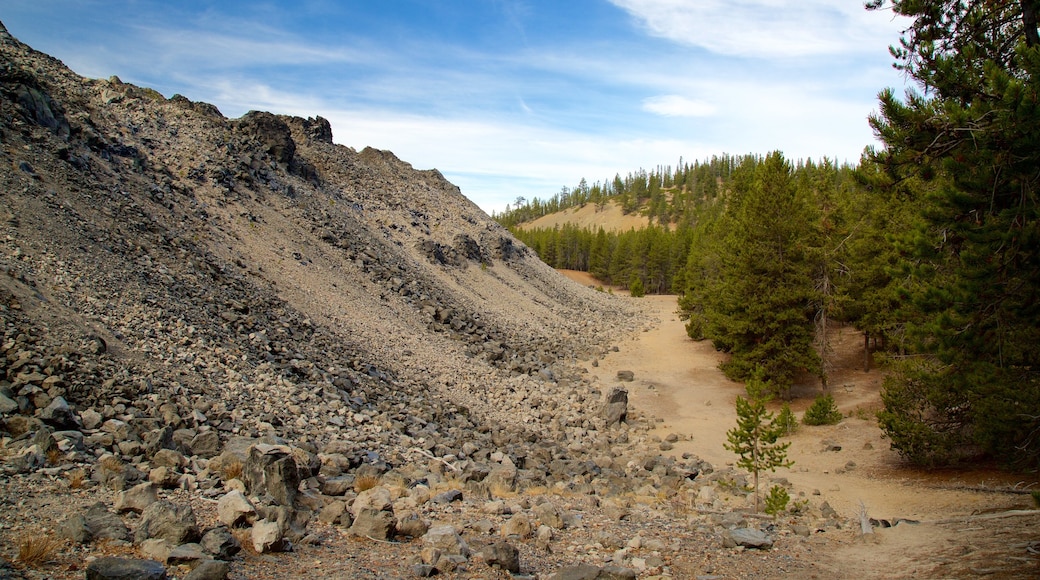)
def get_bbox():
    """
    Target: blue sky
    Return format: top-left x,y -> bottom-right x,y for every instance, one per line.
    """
3,1 -> 910,213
